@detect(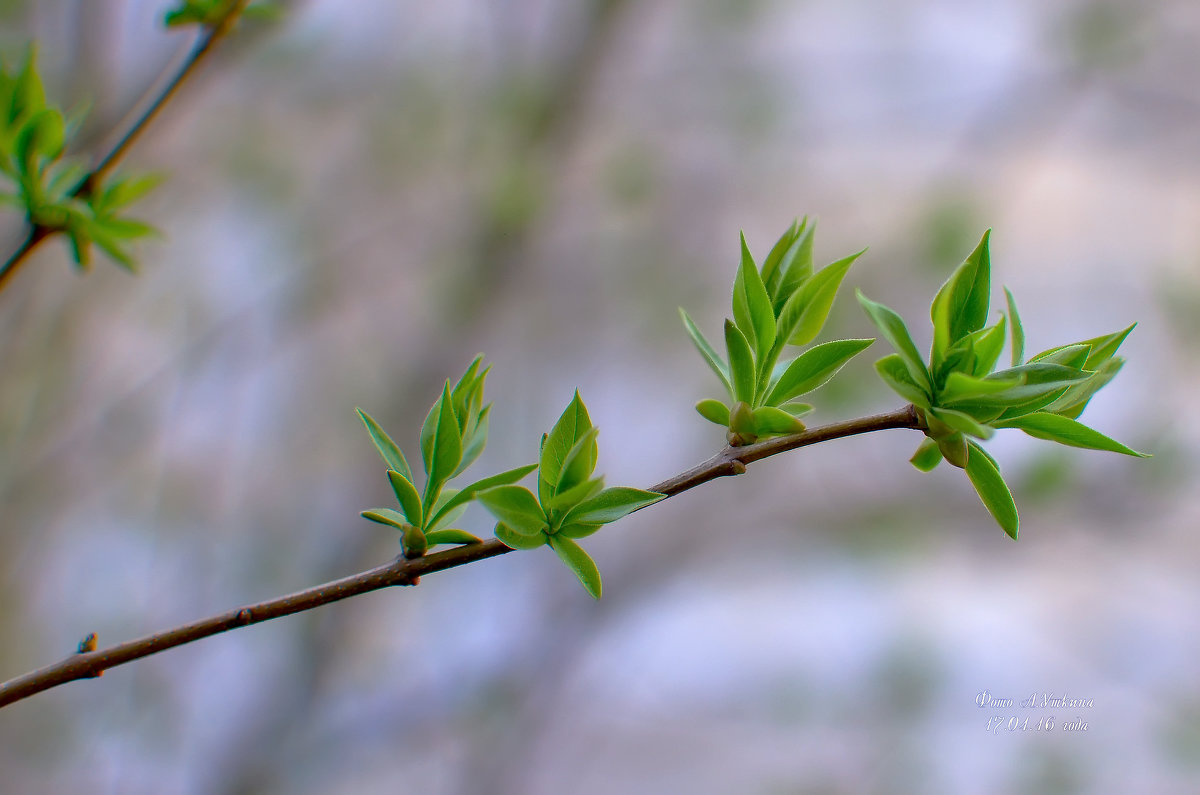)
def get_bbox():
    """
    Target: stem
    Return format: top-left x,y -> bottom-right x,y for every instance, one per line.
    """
0,226 -> 50,291
0,404 -> 921,708
0,2 -> 248,292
